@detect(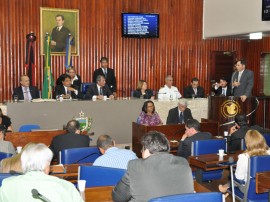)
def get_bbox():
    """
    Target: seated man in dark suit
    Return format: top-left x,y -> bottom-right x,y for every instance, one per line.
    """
212,77 -> 232,96
112,131 -> 194,202
49,120 -> 90,161
166,99 -> 193,124
183,77 -> 205,98
12,75 -> 40,101
85,75 -> 114,100
227,114 -> 250,153
177,119 -> 212,159
55,74 -> 82,99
